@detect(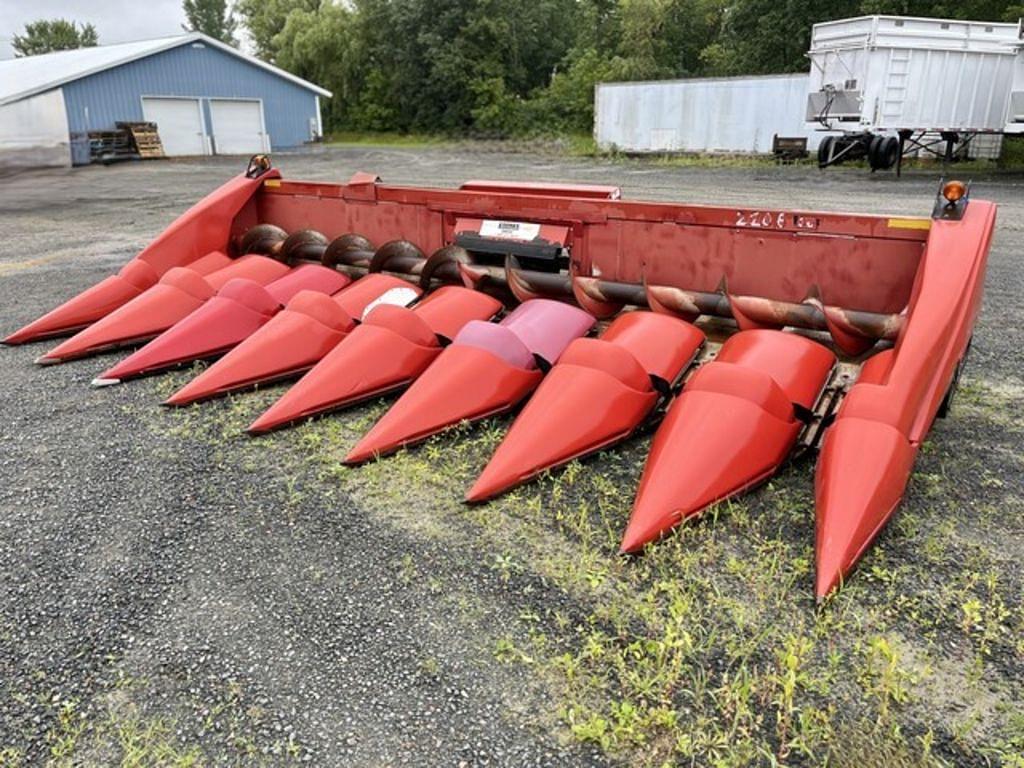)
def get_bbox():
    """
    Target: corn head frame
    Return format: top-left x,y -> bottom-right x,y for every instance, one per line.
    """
5,156 -> 994,600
